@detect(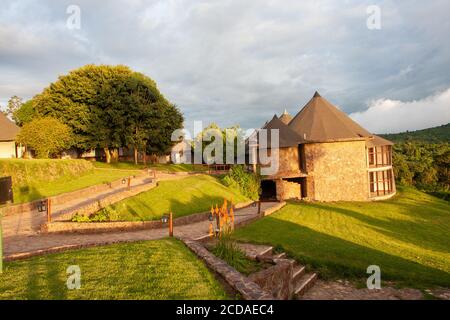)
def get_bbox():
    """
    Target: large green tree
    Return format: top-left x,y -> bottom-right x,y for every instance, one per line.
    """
32,65 -> 183,163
